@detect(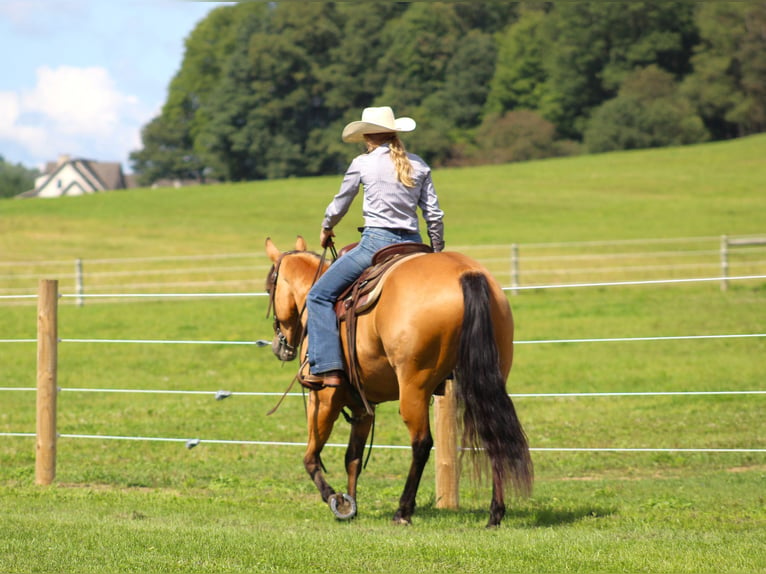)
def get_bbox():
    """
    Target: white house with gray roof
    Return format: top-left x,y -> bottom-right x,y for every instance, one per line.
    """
18,155 -> 133,198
